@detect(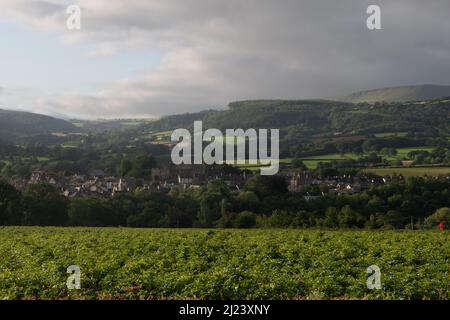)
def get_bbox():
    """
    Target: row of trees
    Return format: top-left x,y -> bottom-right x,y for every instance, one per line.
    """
409,147 -> 450,165
1,175 -> 449,229
0,146 -> 159,179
